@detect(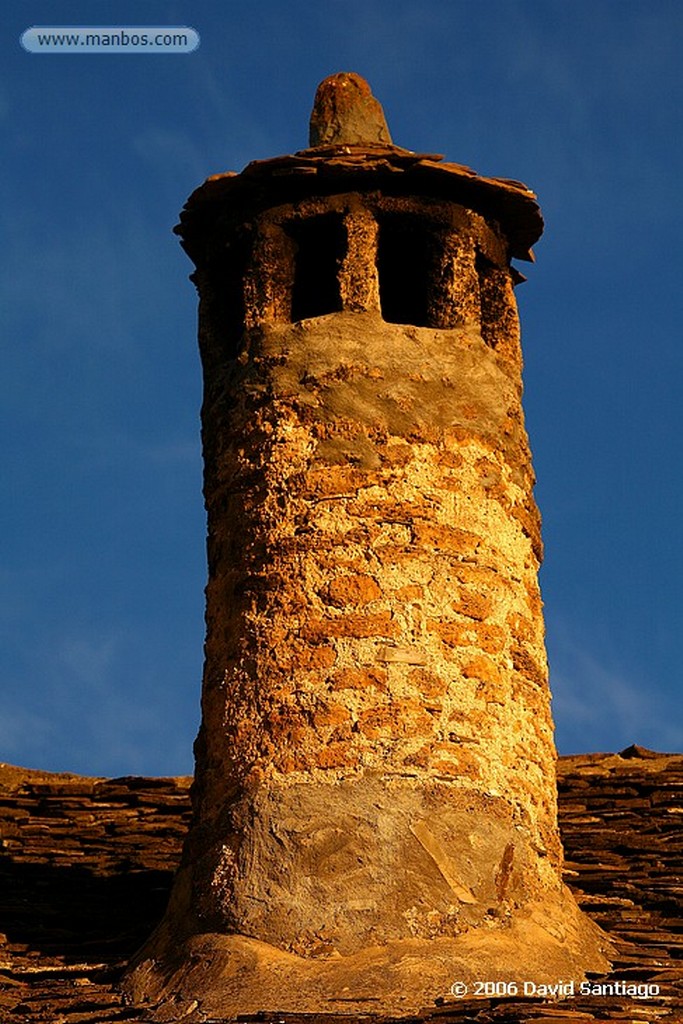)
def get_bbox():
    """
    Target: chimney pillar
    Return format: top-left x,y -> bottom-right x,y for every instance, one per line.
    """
126,73 -> 610,1017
